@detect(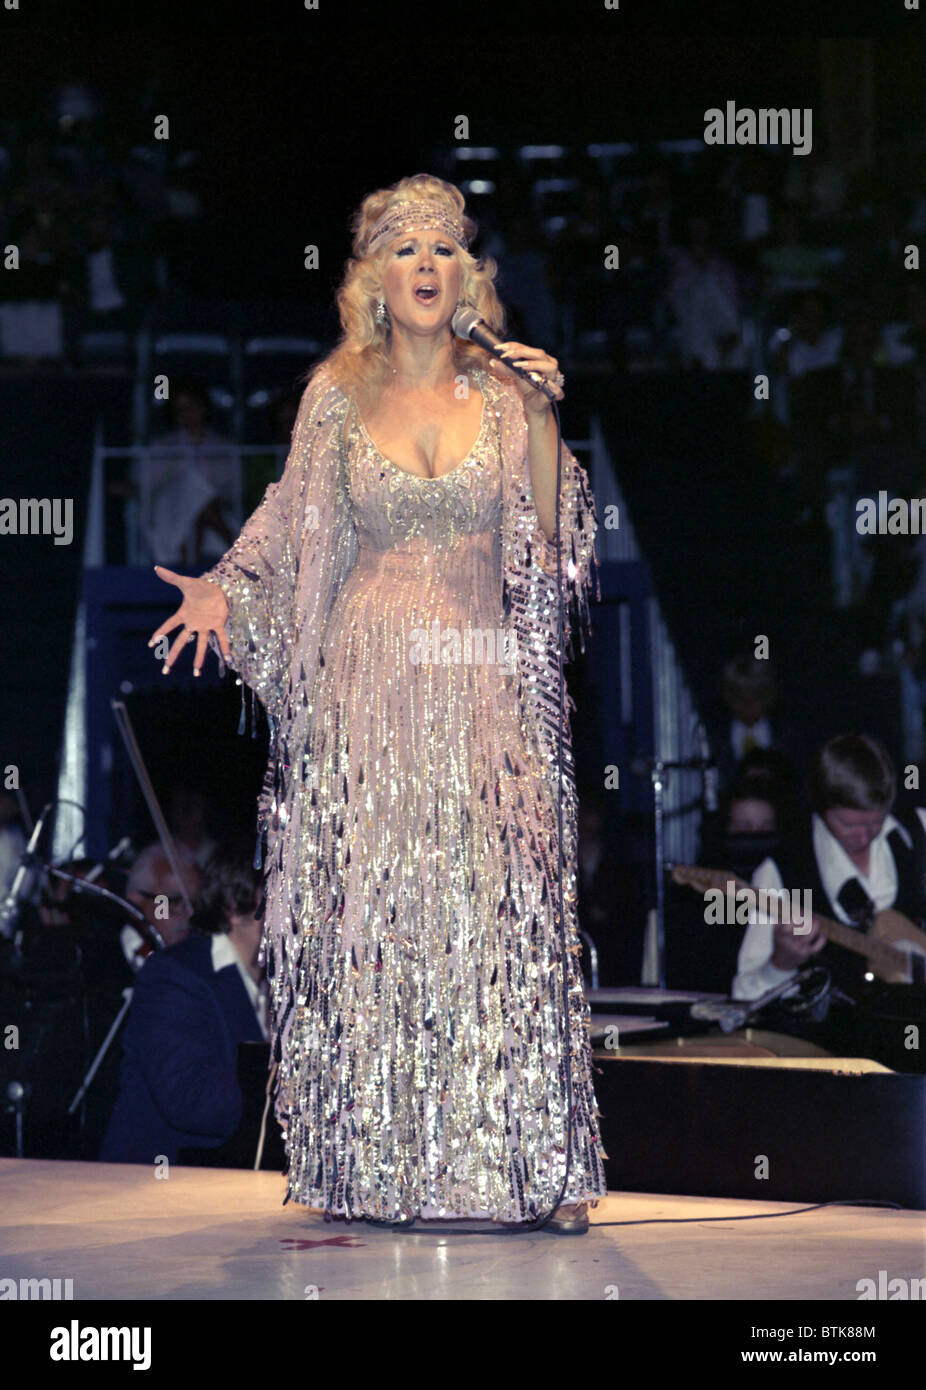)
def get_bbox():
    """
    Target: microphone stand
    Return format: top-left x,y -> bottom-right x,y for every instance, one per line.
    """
68,986 -> 134,1117
652,758 -> 667,990
5,1081 -> 31,1159
635,753 -> 717,989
